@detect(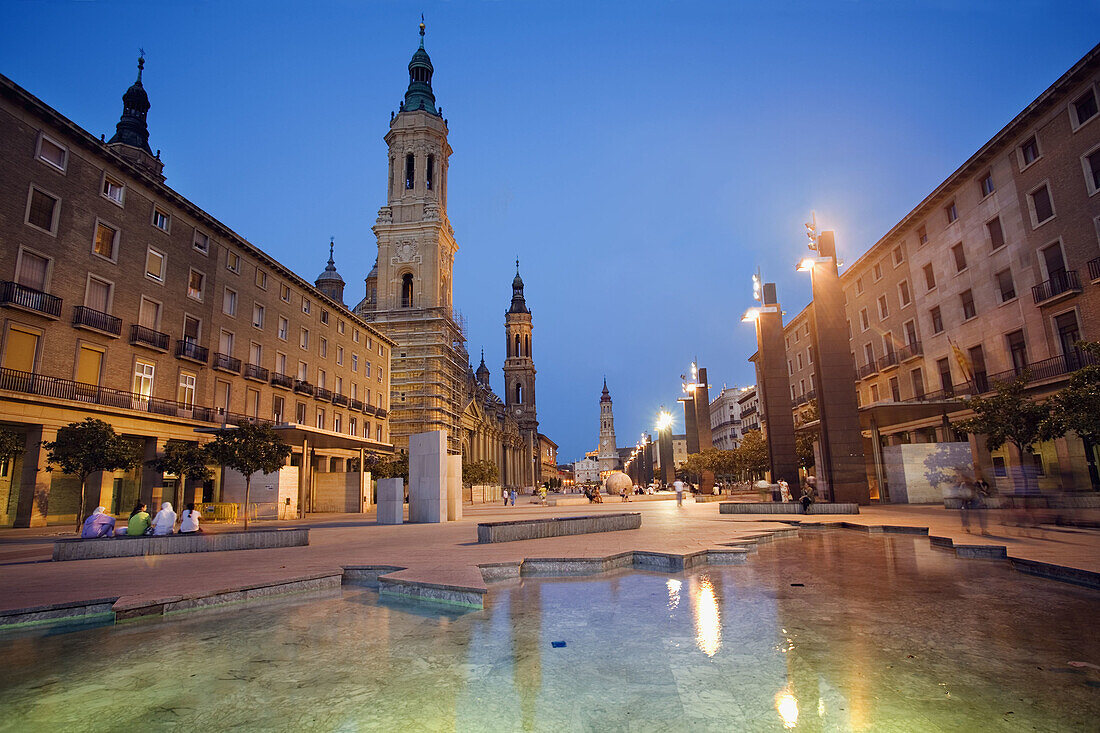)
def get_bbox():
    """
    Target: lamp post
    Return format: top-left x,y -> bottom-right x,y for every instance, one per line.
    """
795,218 -> 869,505
742,276 -> 800,491
656,409 -> 675,487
